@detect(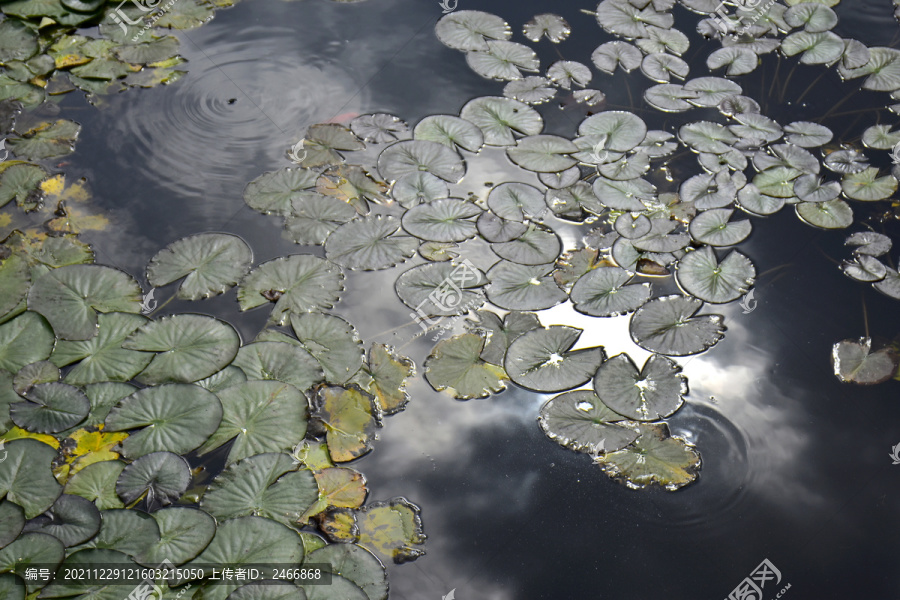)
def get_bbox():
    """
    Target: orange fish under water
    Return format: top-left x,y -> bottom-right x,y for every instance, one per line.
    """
324,112 -> 359,125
